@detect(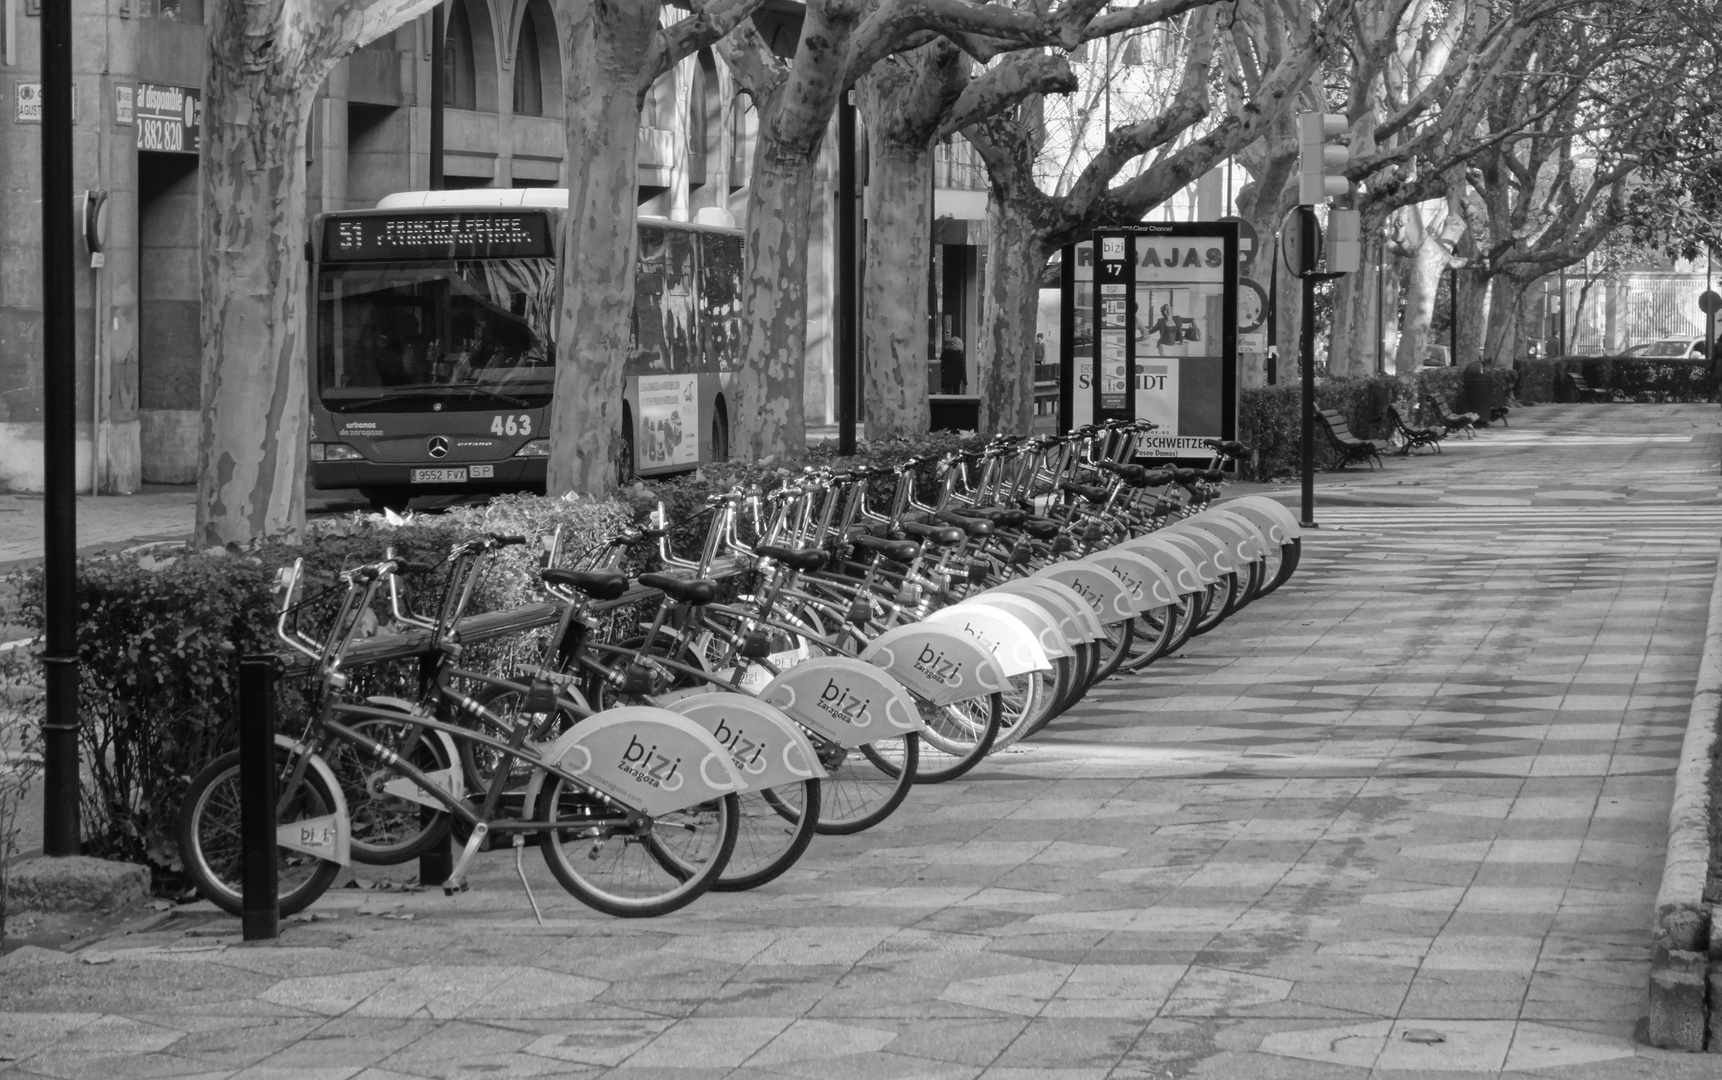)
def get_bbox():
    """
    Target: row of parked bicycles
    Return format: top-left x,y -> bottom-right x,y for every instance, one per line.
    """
177,420 -> 1303,919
